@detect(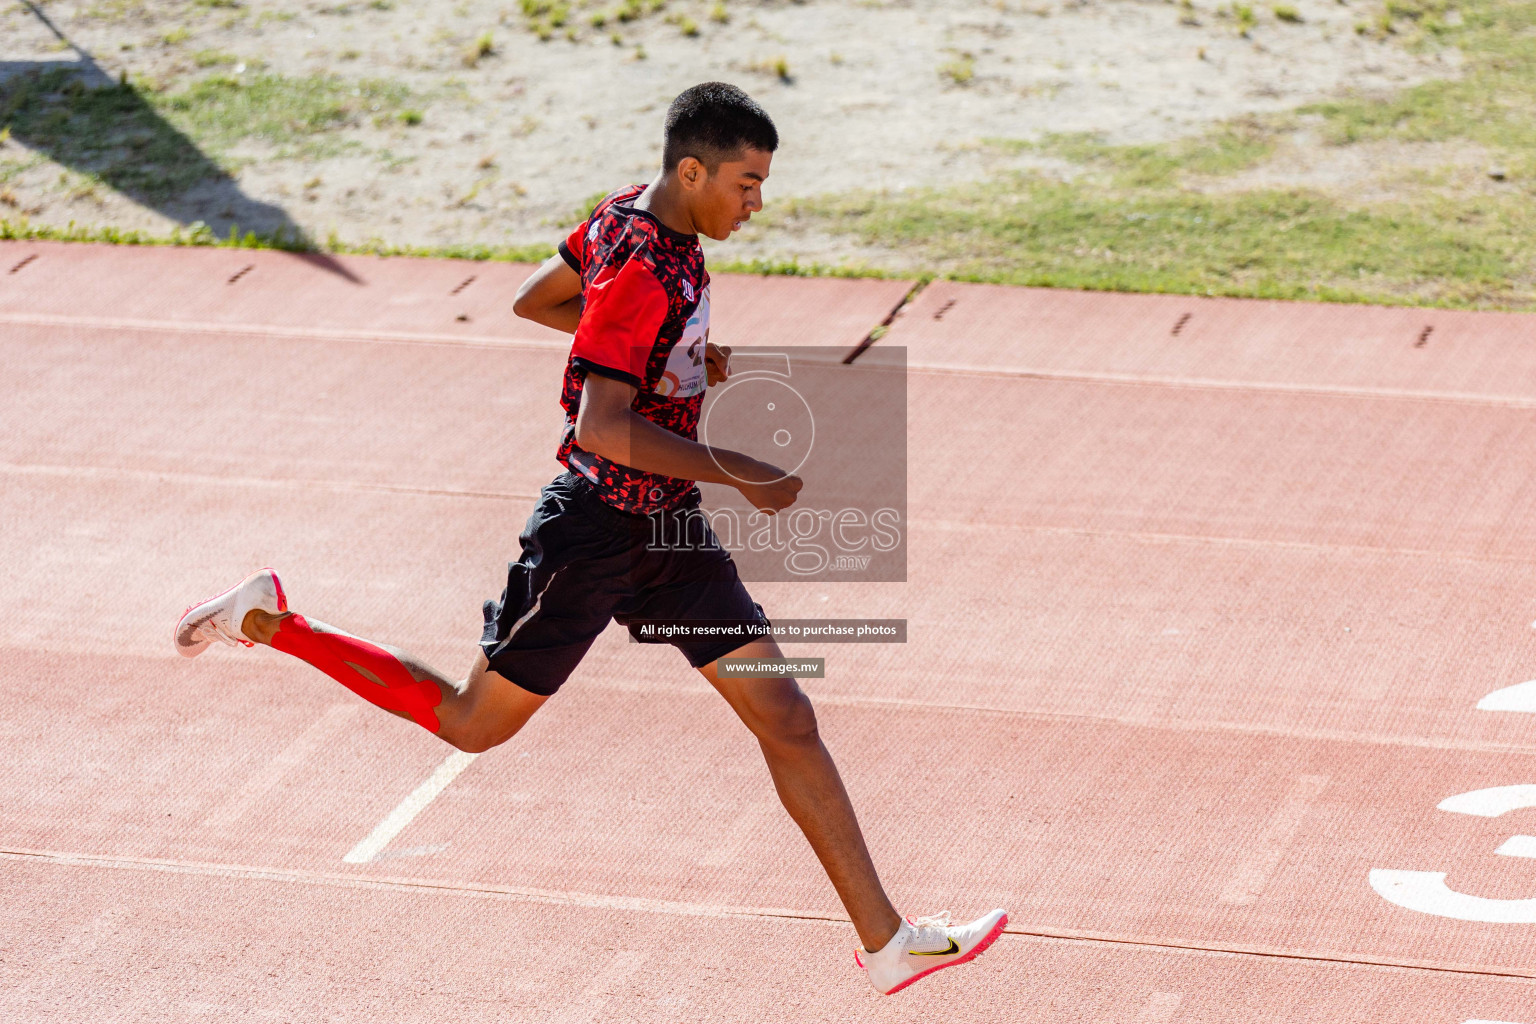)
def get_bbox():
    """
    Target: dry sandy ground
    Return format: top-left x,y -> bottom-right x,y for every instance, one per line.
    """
2,0 -> 1458,261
